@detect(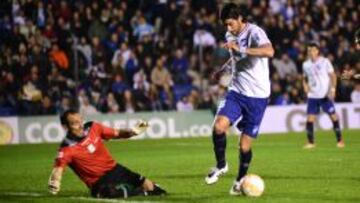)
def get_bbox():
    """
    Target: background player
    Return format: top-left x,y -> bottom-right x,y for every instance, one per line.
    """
48,109 -> 166,198
302,42 -> 345,149
205,3 -> 274,195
